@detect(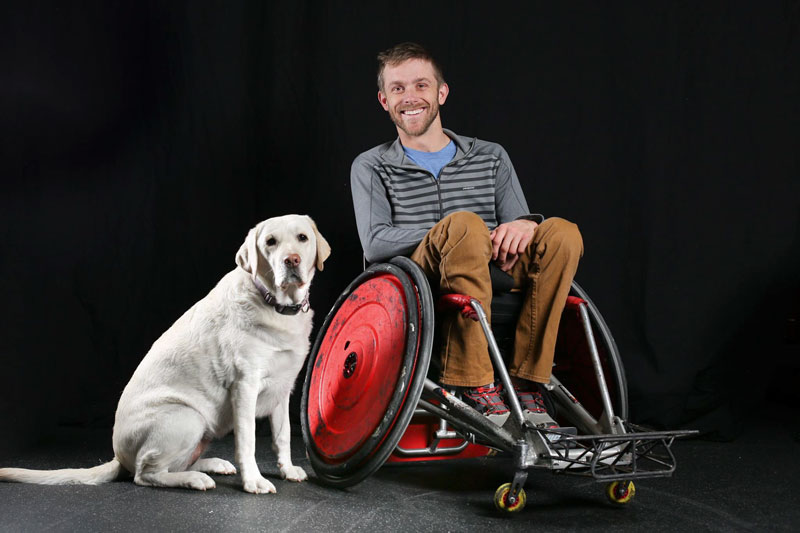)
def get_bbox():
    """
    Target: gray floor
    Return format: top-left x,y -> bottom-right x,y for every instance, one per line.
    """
1,404 -> 798,533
